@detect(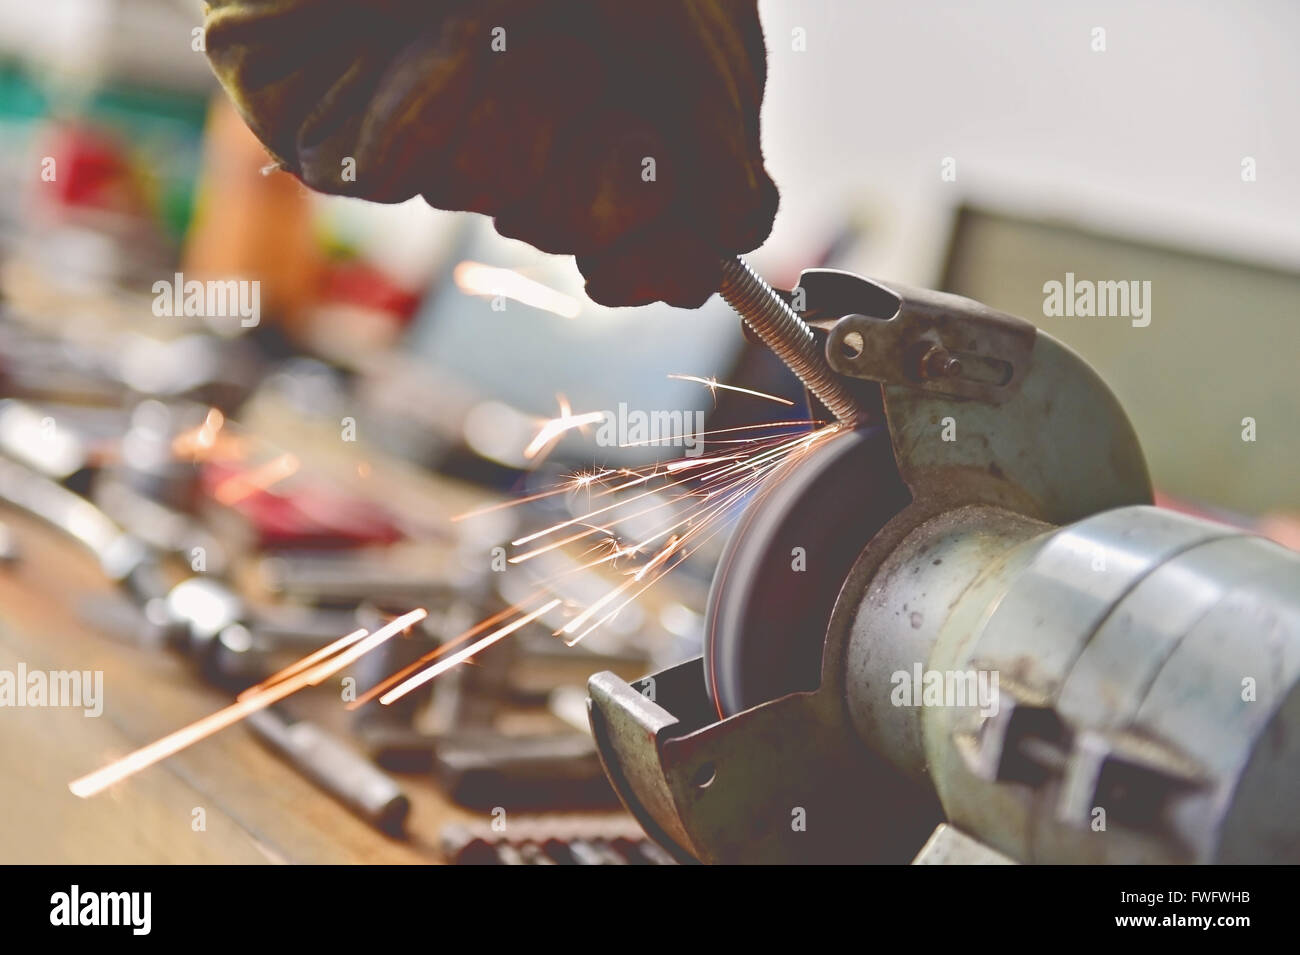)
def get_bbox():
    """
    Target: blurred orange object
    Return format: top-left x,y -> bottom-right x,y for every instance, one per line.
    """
182,95 -> 325,339
1258,513 -> 1300,551
1155,491 -> 1300,551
